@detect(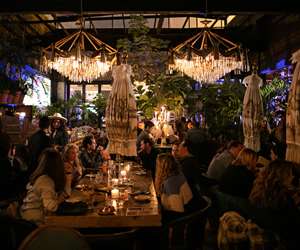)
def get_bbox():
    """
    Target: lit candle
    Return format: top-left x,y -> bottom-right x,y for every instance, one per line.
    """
111,188 -> 119,199
125,164 -> 131,172
120,170 -> 127,177
112,199 -> 117,210
112,178 -> 119,186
